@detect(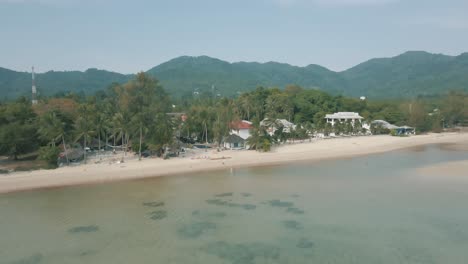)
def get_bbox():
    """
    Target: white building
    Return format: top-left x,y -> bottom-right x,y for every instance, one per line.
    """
230,120 -> 253,140
260,118 -> 296,136
325,112 -> 363,126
